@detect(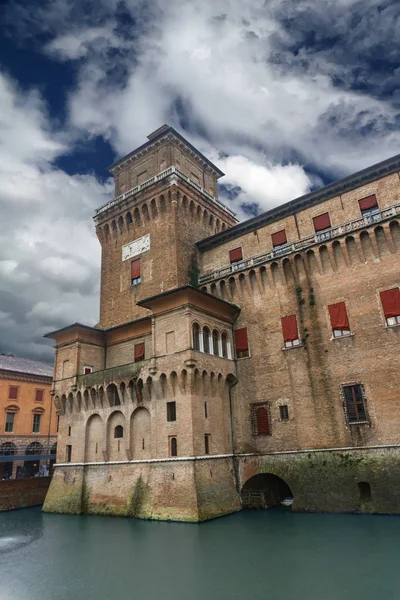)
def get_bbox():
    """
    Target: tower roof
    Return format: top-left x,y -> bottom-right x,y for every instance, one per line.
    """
108,125 -> 225,178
